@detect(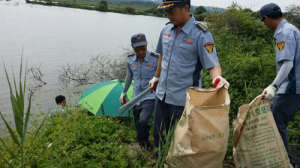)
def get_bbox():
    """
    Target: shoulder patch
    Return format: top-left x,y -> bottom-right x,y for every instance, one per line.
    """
127,53 -> 135,57
195,22 -> 209,32
166,21 -> 172,25
150,52 -> 159,58
276,41 -> 285,51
